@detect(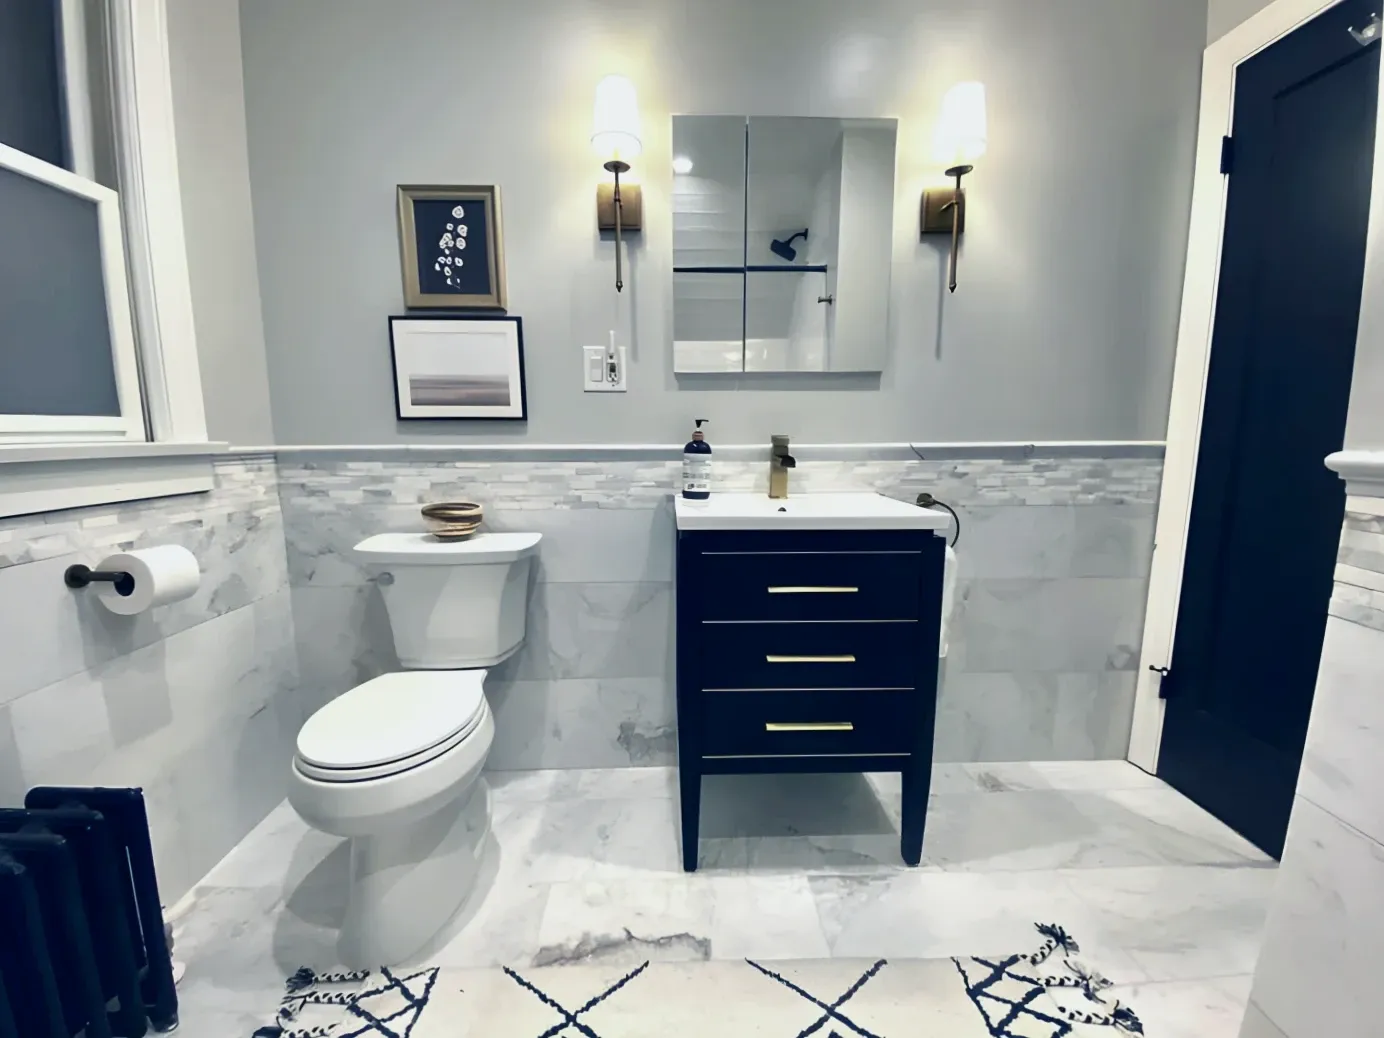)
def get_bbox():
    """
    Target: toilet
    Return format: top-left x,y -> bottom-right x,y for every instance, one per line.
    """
287,530 -> 541,967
